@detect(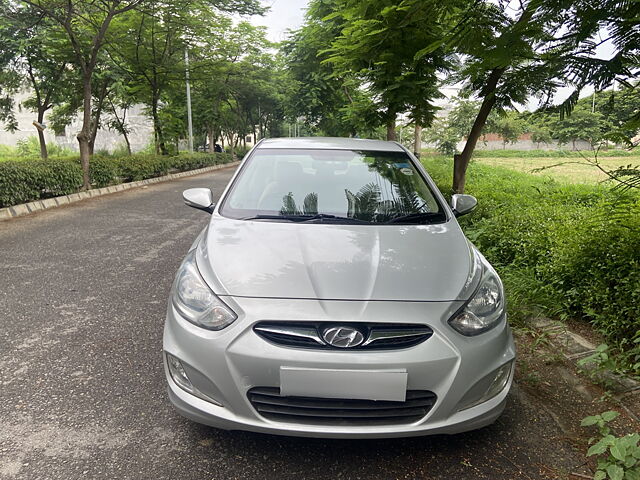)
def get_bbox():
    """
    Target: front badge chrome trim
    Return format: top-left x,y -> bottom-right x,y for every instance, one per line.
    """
253,325 -> 325,345
321,326 -> 365,348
